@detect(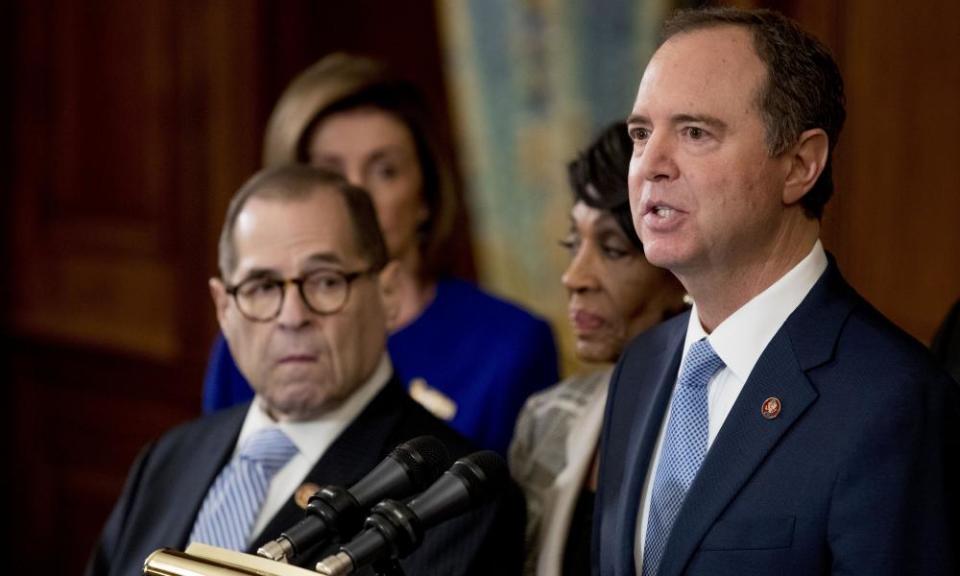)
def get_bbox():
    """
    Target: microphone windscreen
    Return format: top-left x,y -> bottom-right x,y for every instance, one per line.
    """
450,450 -> 507,503
394,436 -> 450,488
